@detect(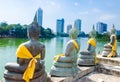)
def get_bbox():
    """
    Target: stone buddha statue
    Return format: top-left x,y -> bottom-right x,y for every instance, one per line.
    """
50,26 -> 80,77
77,26 -> 97,66
4,22 -> 47,82
102,25 -> 117,57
